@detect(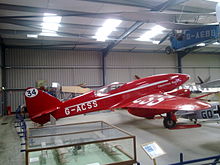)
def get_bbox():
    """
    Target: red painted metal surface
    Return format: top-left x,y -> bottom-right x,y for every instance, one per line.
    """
24,73 -> 211,125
